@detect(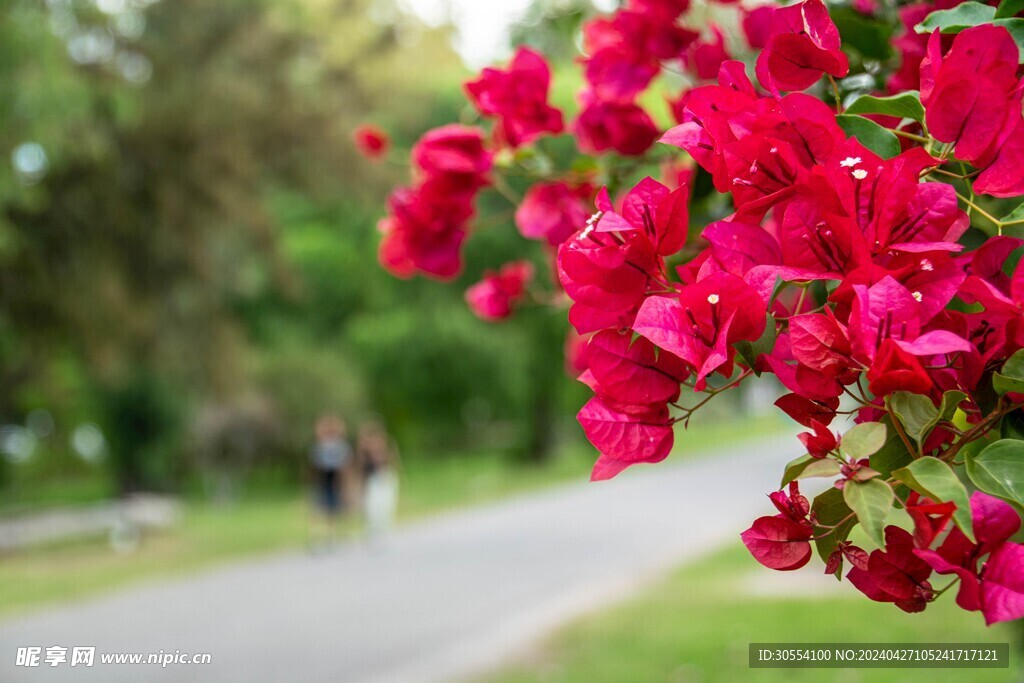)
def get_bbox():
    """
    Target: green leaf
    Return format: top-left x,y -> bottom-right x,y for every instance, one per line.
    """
918,390 -> 967,444
812,487 -> 856,576
997,0 -> 1024,18
994,19 -> 1024,61
916,4 -> 1024,60
843,478 -> 894,548
966,439 -> 1024,506
871,436 -> 913,478
1002,409 -> 1024,440
735,313 -> 777,376
832,7 -> 895,60
840,422 -> 888,459
937,390 -> 968,423
845,92 -> 925,123
892,457 -> 975,542
999,202 -> 1024,224
782,455 -> 814,487
889,391 -> 938,443
836,114 -> 901,159
994,349 -> 1024,395
781,455 -> 842,487
916,2 -> 996,33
